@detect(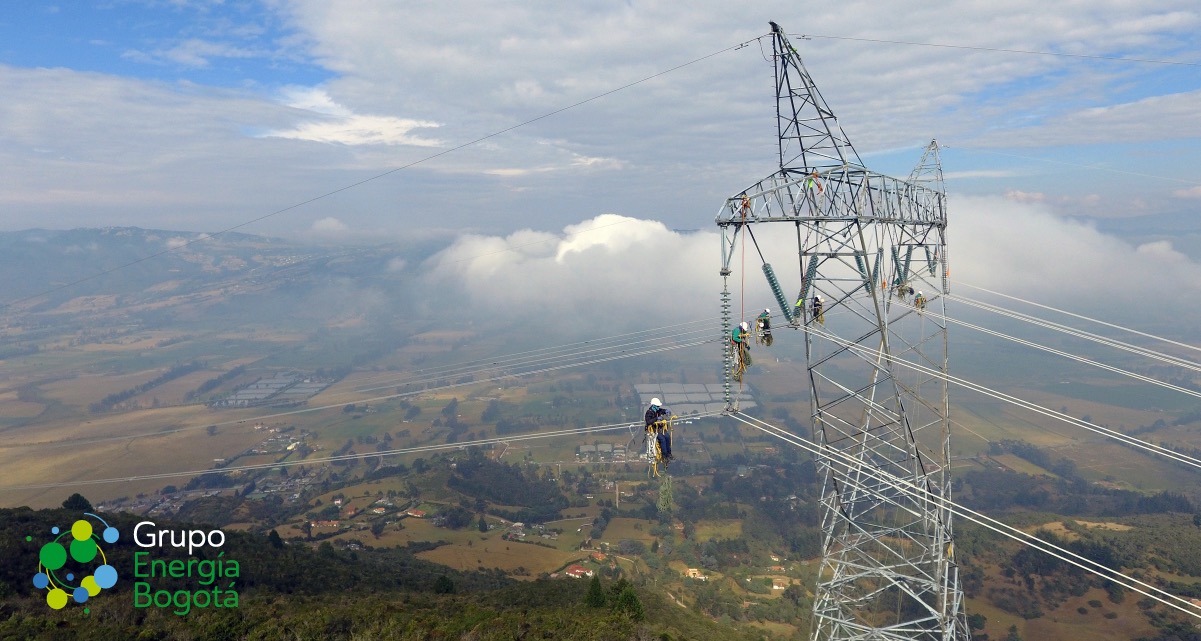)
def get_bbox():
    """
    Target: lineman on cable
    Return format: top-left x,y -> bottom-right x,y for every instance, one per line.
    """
731,321 -> 751,365
756,308 -> 773,346
812,296 -> 825,324
757,308 -> 771,334
644,397 -> 673,461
